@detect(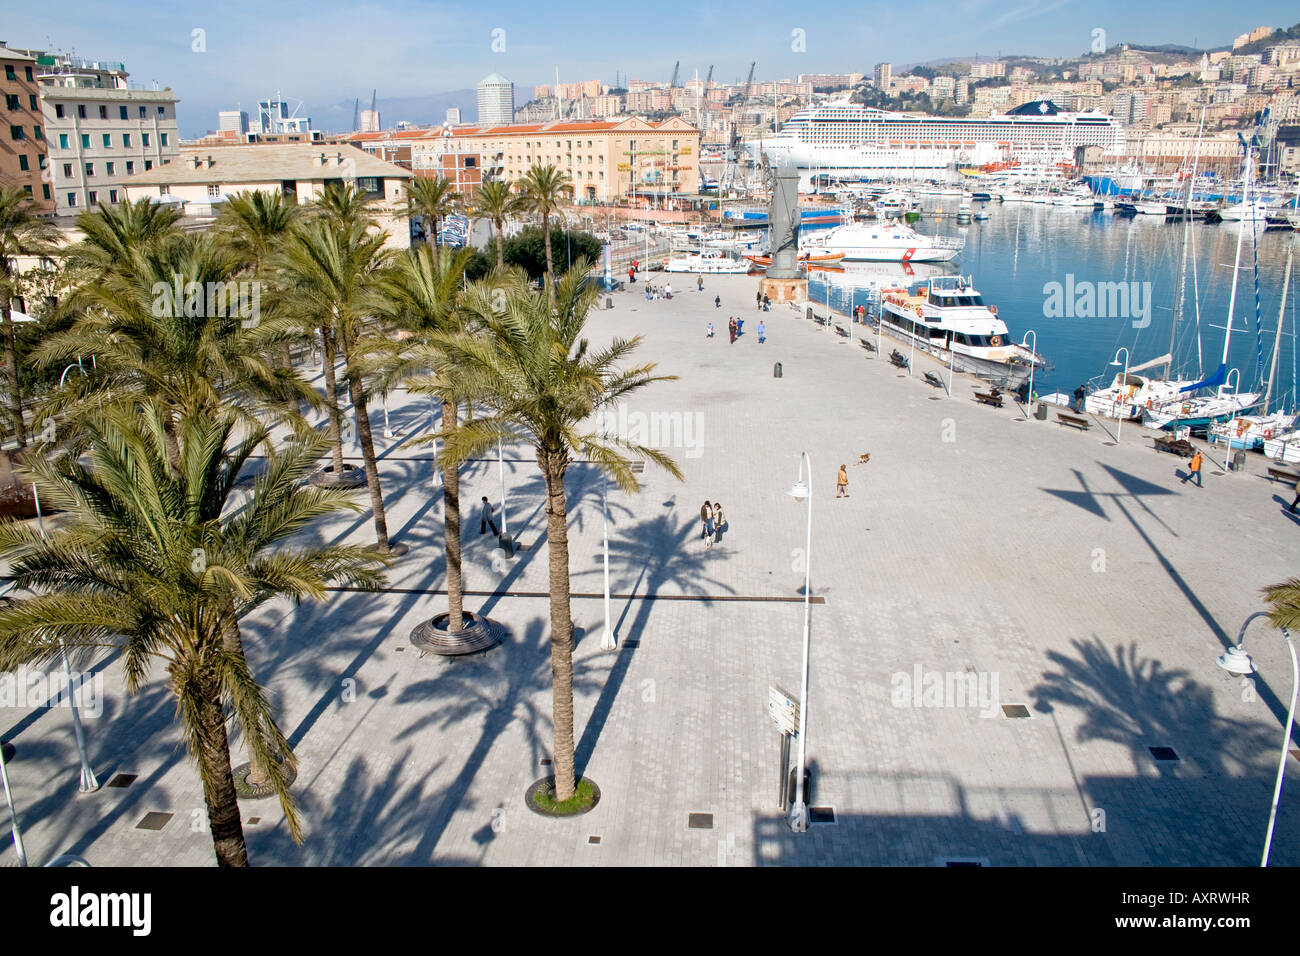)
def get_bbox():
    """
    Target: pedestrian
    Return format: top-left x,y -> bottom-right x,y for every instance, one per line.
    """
757,290 -> 763,310
763,294 -> 771,311
645,283 -> 652,302
628,266 -> 636,284
665,281 -> 673,299
706,322 -> 715,338
480,496 -> 500,535
714,295 -> 721,308
728,317 -> 737,344
698,276 -> 704,292
836,463 -> 849,498
700,500 -> 714,549
1290,474 -> 1300,514
712,502 -> 726,544
1072,384 -> 1087,413
1182,450 -> 1204,488
757,320 -> 766,344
